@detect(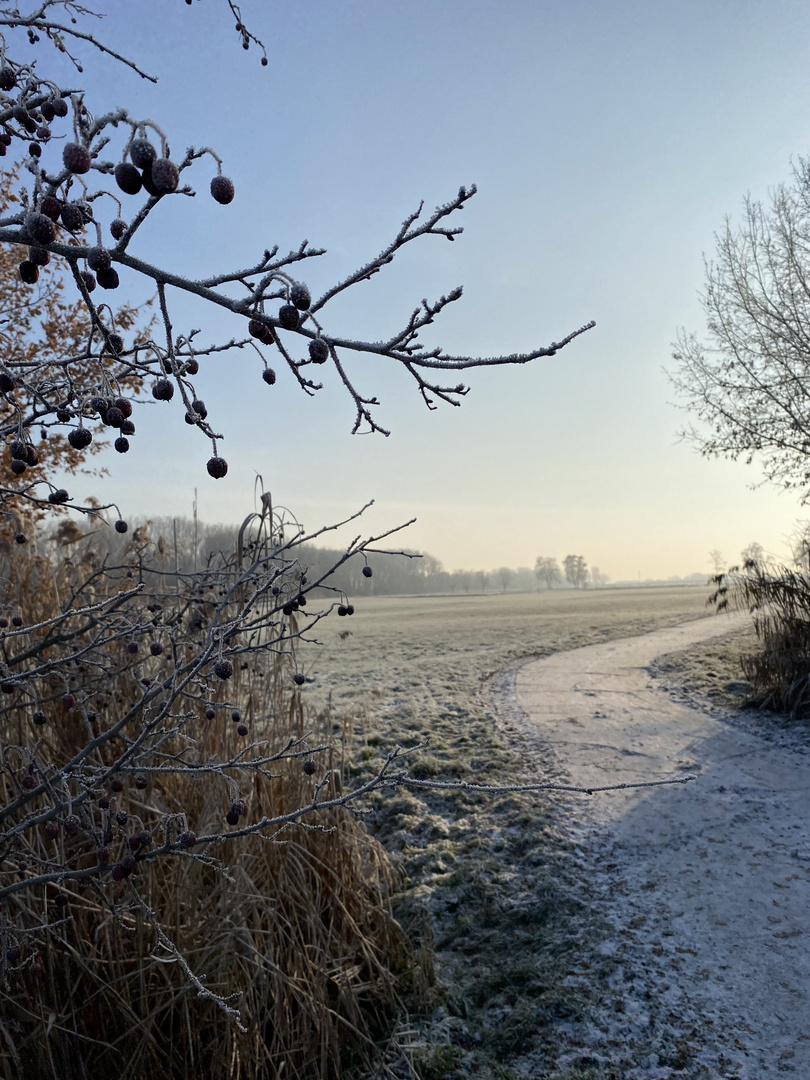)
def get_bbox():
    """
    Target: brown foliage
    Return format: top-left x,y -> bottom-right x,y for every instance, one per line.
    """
0,170 -> 147,506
